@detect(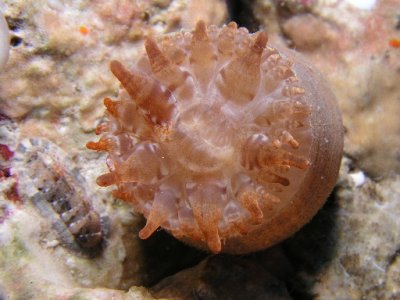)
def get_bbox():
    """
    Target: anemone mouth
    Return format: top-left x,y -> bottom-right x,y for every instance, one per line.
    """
88,20 -> 315,253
